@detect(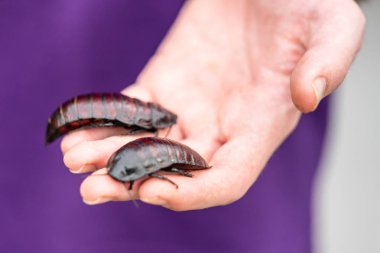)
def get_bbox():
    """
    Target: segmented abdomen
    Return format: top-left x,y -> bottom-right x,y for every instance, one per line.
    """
51,93 -> 141,126
46,93 -> 176,144
126,137 -> 209,169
